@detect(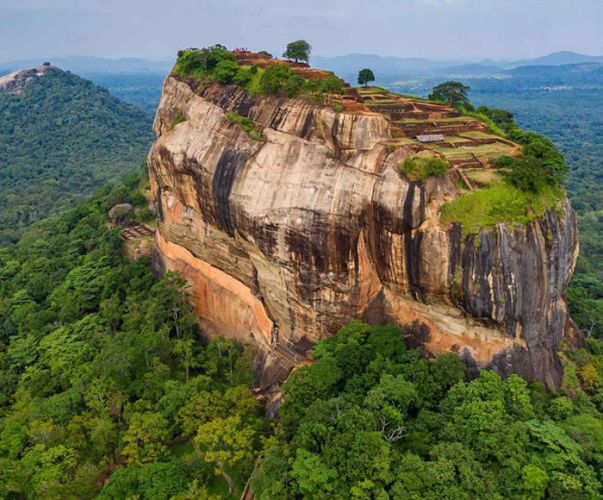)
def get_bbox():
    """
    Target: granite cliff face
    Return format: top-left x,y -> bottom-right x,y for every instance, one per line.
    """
148,75 -> 580,390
